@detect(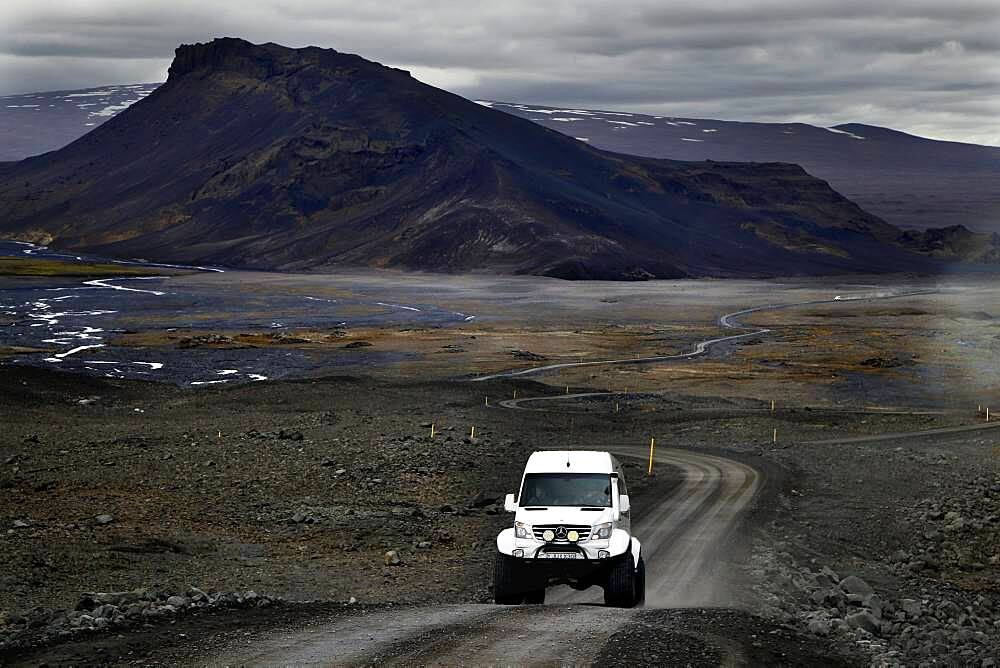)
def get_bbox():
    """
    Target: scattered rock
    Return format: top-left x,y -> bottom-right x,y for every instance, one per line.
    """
94,514 -> 115,526
0,588 -> 284,652
384,550 -> 402,566
466,491 -> 500,508
839,575 -> 873,597
899,598 -> 922,617
845,610 -> 881,634
164,595 -> 188,609
807,618 -> 832,636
